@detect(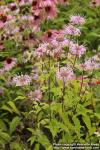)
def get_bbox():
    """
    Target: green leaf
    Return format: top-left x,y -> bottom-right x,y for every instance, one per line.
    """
28,137 -> 35,146
51,87 -> 62,96
0,130 -> 10,143
46,120 -> 61,138
2,105 -> 13,113
27,128 -> 35,134
14,96 -> 26,102
10,142 -> 23,150
83,115 -> 91,130
10,116 -> 21,134
0,119 -> 7,131
8,101 -> 20,115
73,116 -> 81,138
38,134 -> 53,150
34,143 -> 40,150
